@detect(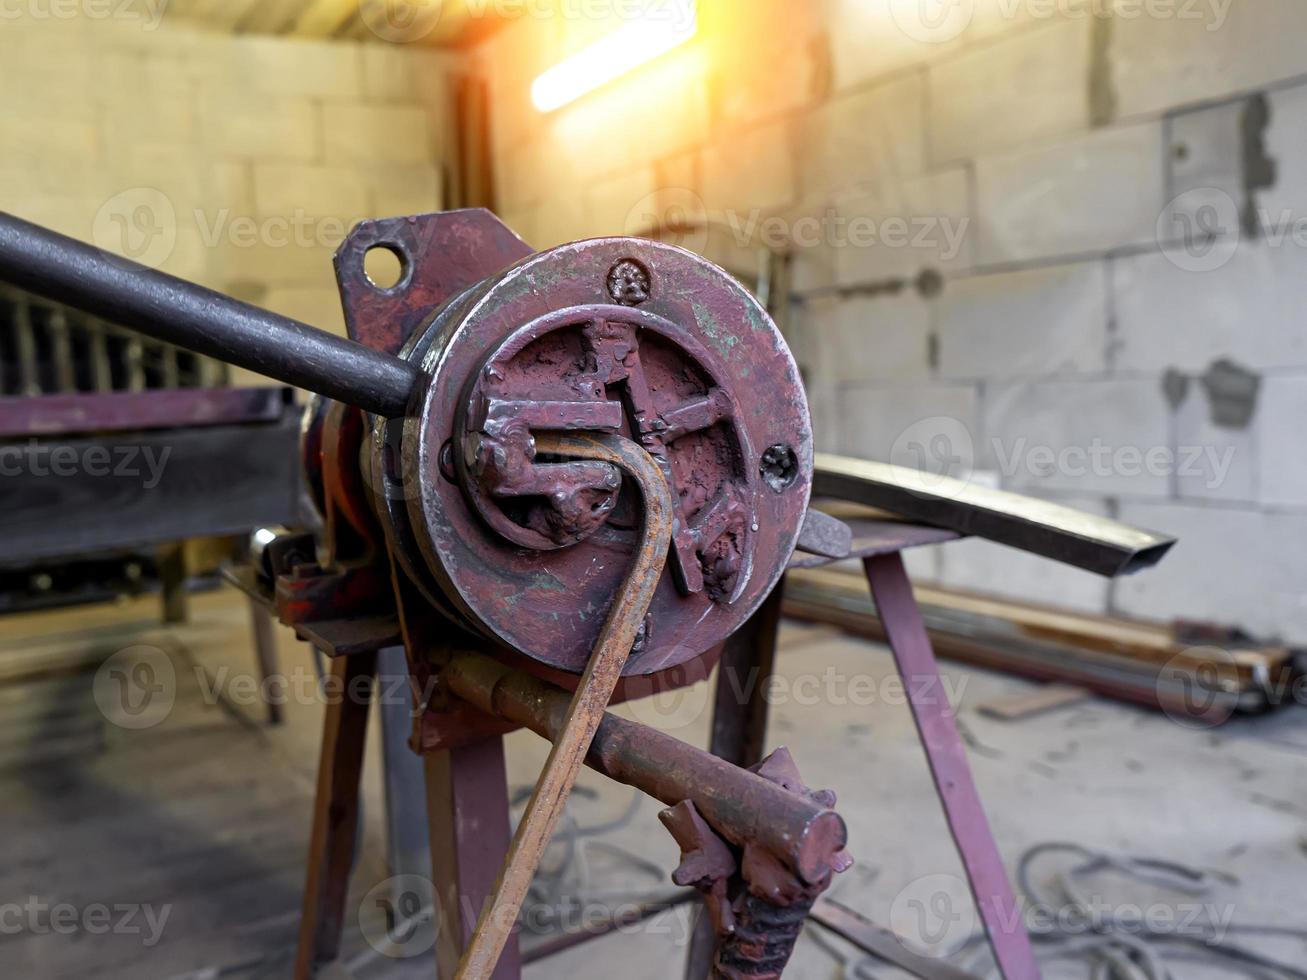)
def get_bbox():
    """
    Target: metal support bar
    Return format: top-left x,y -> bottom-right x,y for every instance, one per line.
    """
863,553 -> 1040,980
379,646 -> 428,879
294,650 -> 377,980
685,583 -> 785,980
159,542 -> 188,625
426,737 -> 520,980
0,212 -> 420,417
248,597 -> 283,726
